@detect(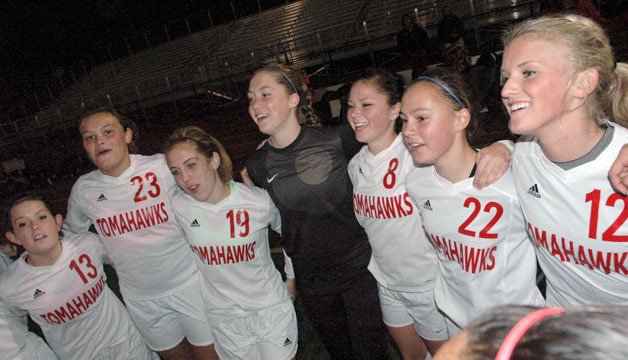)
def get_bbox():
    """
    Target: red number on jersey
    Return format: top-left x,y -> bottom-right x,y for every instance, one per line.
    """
69,254 -> 98,285
586,189 -> 627,242
458,197 -> 503,239
131,172 -> 162,203
383,158 -> 399,189
226,209 -> 250,238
